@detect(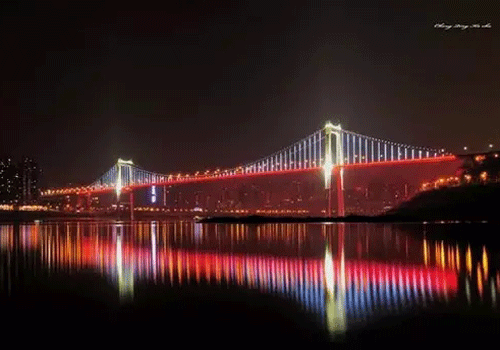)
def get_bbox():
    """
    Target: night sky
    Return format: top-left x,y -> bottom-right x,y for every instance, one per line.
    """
1,1 -> 499,187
